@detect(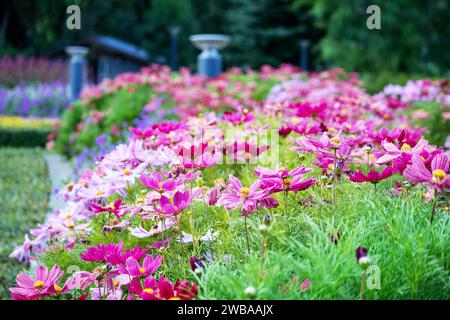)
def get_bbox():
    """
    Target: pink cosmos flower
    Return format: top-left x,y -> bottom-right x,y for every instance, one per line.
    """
105,246 -> 148,265
140,172 -> 177,192
152,190 -> 194,215
376,138 -> 433,167
349,167 -> 394,184
127,276 -> 197,300
403,154 -> 450,192
91,198 -> 124,219
178,142 -> 221,169
128,218 -> 177,238
216,175 -> 267,216
117,254 -> 162,277
127,276 -> 157,299
223,109 -> 255,125
10,265 -> 63,300
80,242 -> 124,262
254,164 -> 316,193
